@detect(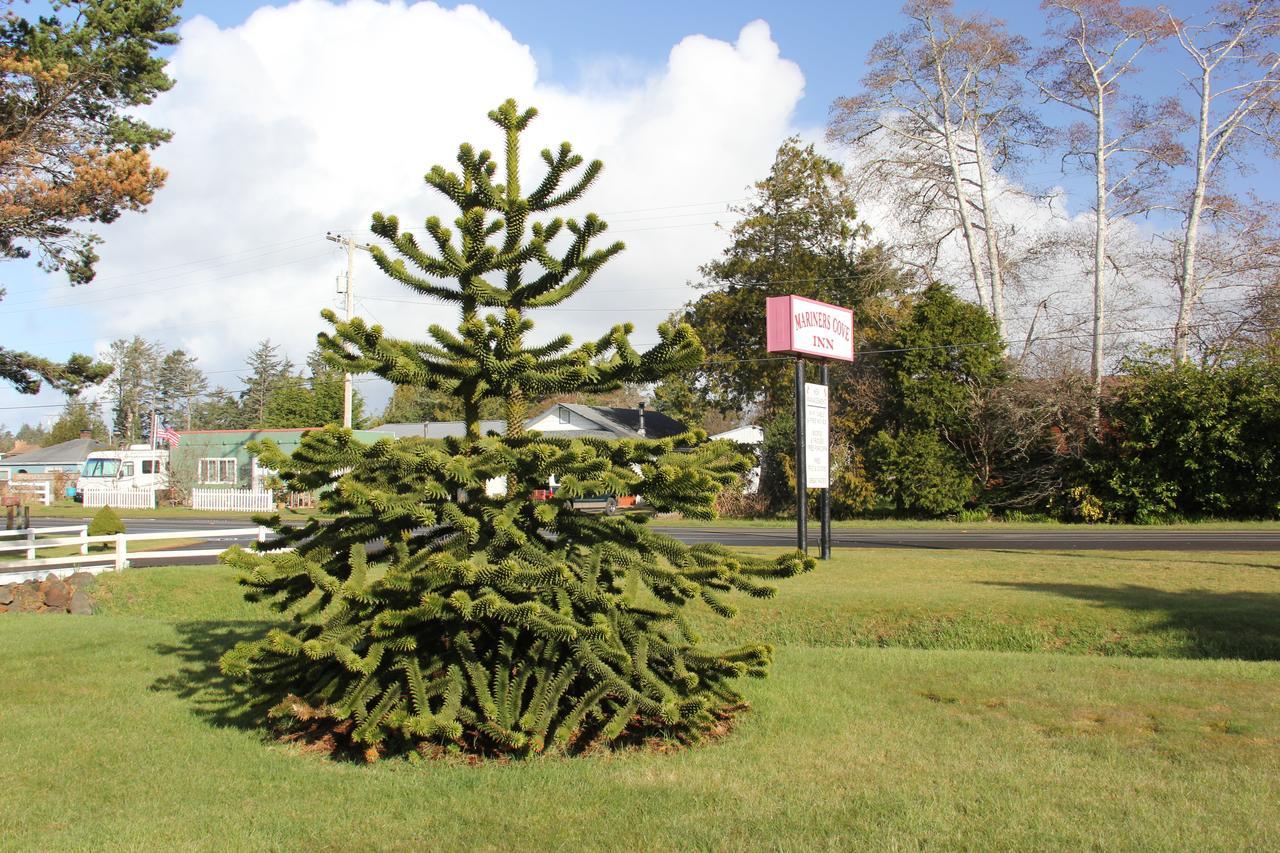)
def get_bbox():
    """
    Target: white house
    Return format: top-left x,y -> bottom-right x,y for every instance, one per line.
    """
710,425 -> 764,492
